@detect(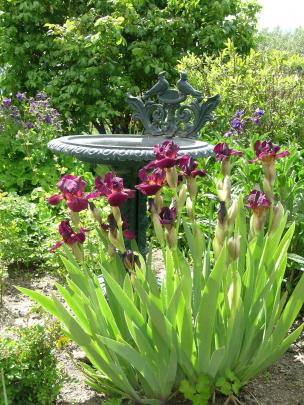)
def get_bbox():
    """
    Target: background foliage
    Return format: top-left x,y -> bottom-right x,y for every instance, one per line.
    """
0,191 -> 58,270
0,0 -> 261,133
0,92 -> 83,193
179,41 -> 304,145
258,27 -> 304,55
